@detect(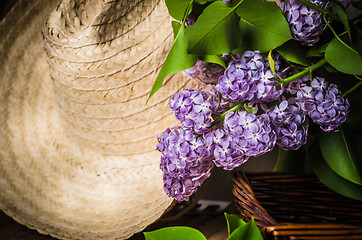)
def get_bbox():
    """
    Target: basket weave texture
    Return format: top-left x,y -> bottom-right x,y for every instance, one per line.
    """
232,171 -> 362,240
